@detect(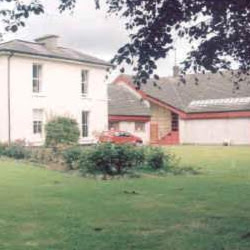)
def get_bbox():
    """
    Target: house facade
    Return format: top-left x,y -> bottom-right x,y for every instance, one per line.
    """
0,35 -> 110,145
112,73 -> 250,145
